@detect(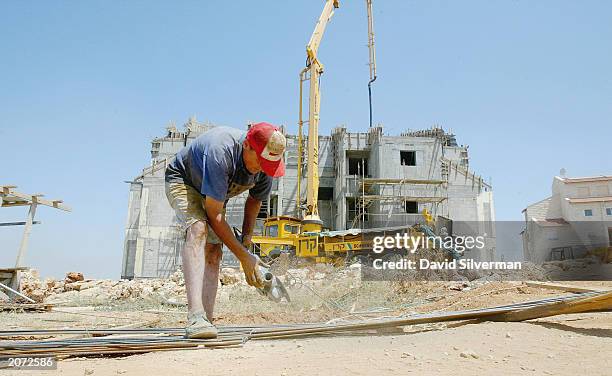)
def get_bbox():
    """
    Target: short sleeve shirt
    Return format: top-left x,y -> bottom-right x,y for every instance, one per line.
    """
165,127 -> 273,203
